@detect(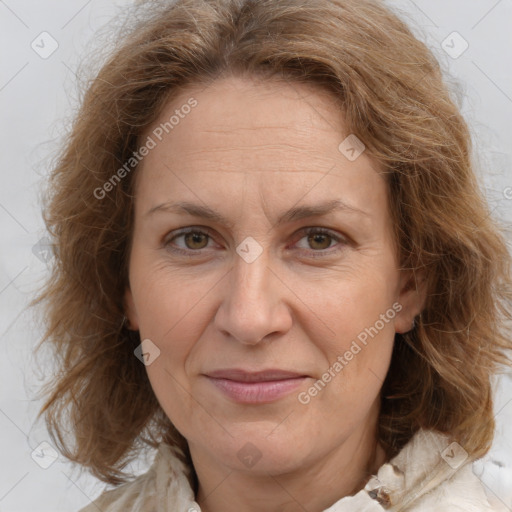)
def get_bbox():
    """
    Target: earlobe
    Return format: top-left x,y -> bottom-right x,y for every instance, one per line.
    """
124,287 -> 140,331
394,269 -> 427,334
